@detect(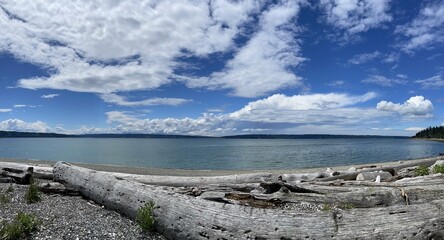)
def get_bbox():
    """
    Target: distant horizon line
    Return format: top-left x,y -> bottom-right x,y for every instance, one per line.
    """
0,130 -> 412,139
